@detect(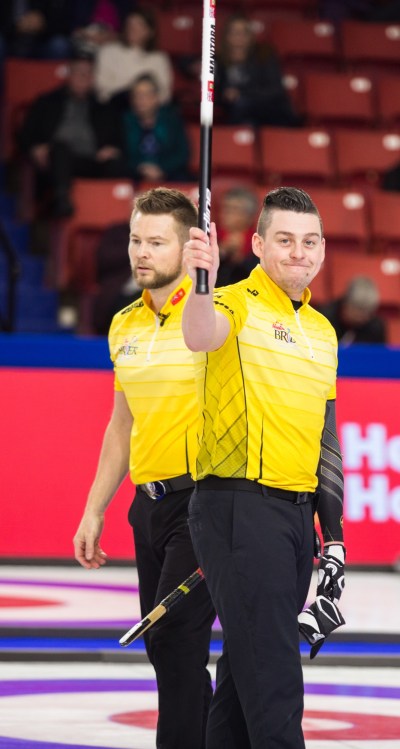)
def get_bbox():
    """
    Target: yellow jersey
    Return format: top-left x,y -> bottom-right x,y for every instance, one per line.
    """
109,275 -> 198,485
193,265 -> 338,491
